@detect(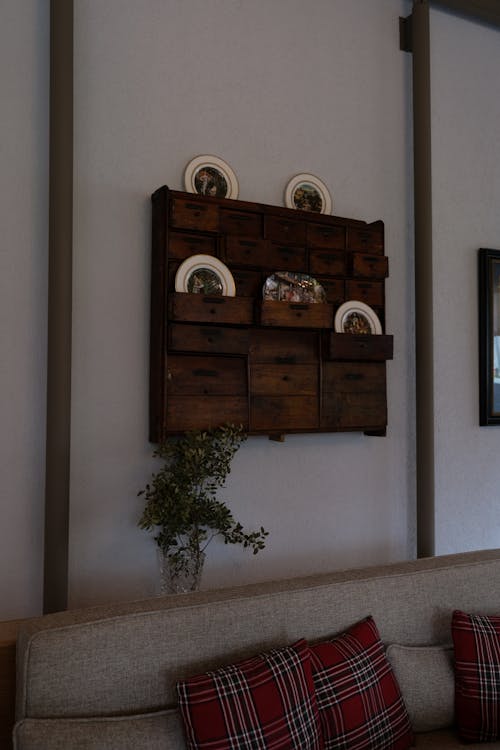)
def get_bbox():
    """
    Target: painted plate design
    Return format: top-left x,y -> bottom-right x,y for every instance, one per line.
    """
284,173 -> 332,214
334,300 -> 382,334
184,155 -> 239,199
262,272 -> 327,303
175,254 -> 236,296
